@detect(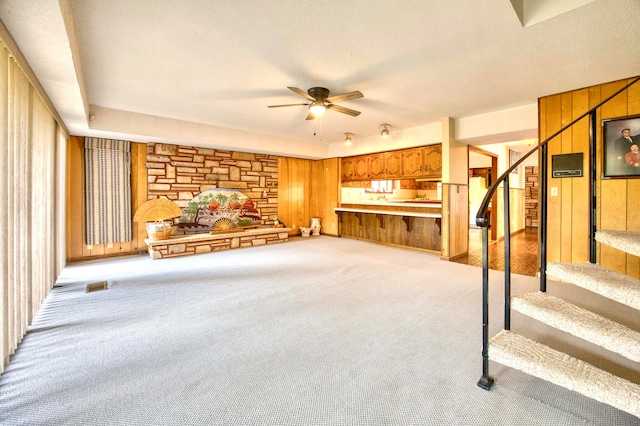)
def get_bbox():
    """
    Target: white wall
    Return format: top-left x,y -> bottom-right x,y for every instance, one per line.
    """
469,176 -> 488,227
